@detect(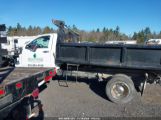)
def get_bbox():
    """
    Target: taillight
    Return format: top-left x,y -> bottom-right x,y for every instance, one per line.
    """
16,82 -> 23,89
0,88 -> 5,97
45,68 -> 57,82
49,71 -> 53,76
49,68 -> 57,76
32,88 -> 39,98
53,68 -> 57,75
45,76 -> 52,82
